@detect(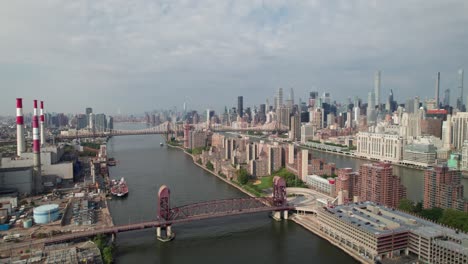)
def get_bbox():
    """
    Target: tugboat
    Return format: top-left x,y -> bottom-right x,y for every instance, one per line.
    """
110,177 -> 129,197
107,158 -> 117,166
